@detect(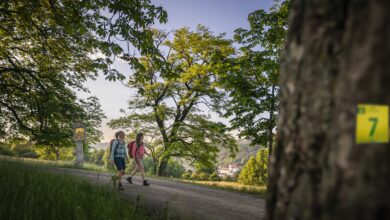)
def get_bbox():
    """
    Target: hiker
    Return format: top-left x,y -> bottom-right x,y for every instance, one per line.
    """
110,130 -> 128,190
126,132 -> 150,186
